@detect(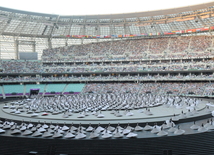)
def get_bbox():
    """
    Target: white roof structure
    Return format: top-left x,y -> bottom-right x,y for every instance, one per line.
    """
0,2 -> 214,37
